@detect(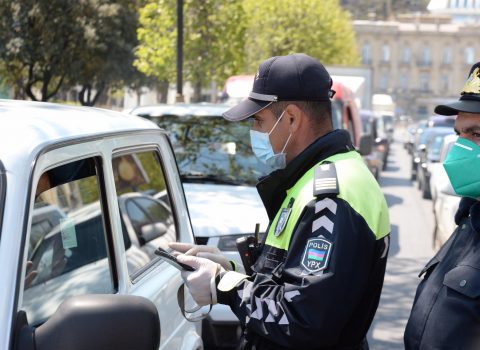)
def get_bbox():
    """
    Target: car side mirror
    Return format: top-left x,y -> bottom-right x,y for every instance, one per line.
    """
141,222 -> 168,242
15,294 -> 160,350
358,134 -> 373,156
